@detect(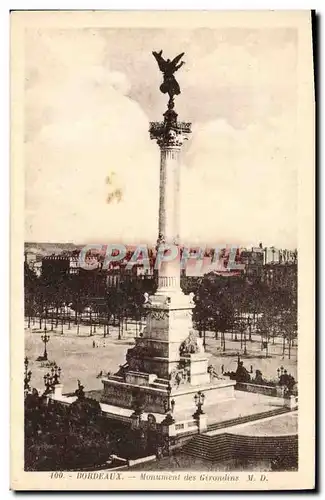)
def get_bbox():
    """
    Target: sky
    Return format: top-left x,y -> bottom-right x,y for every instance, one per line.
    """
24,27 -> 298,248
